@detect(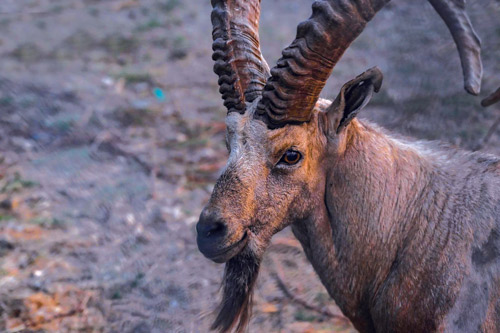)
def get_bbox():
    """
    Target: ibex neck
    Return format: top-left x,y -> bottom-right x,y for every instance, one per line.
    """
295,119 -> 446,331
328,119 -> 436,253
